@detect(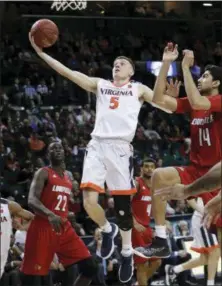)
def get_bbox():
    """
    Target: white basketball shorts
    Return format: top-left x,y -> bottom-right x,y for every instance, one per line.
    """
80,138 -> 136,195
191,213 -> 219,254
